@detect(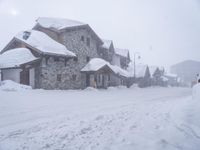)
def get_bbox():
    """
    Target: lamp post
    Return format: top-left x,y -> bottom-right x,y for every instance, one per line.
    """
133,52 -> 141,81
